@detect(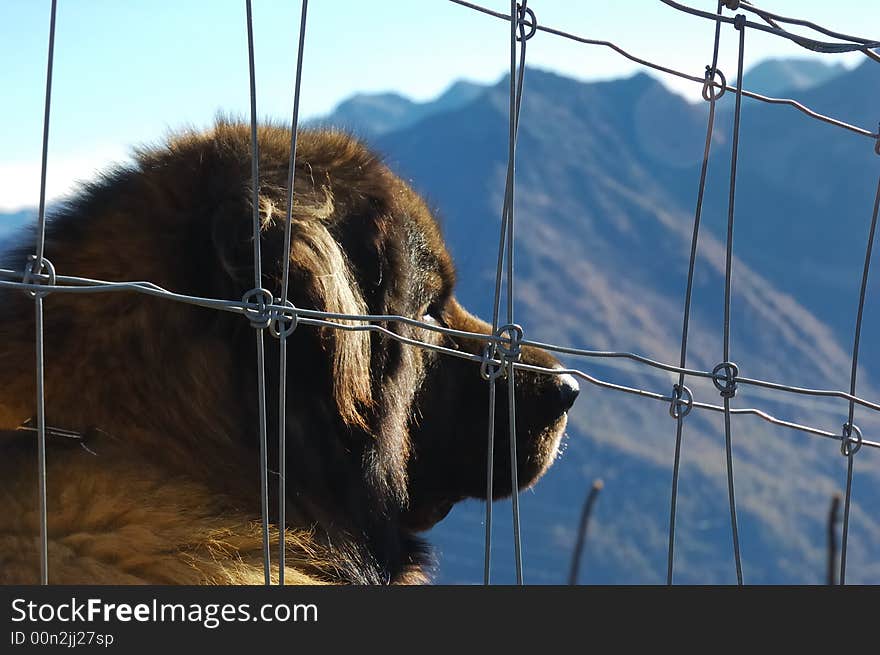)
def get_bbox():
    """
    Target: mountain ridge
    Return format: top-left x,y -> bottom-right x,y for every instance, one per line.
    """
369,64 -> 880,584
3,57 -> 878,584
